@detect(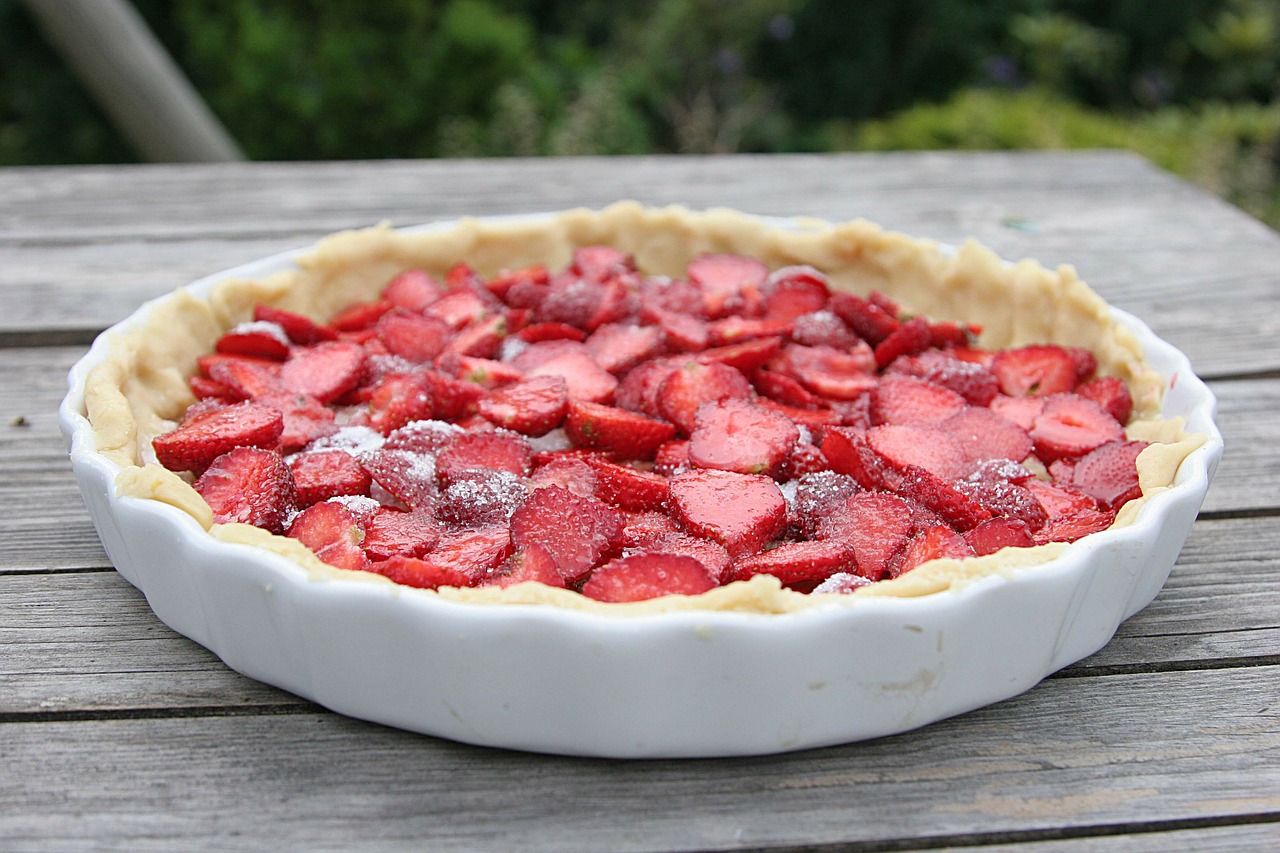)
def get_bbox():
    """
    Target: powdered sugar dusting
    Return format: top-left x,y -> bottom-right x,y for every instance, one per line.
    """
309,425 -> 386,456
229,320 -> 290,346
